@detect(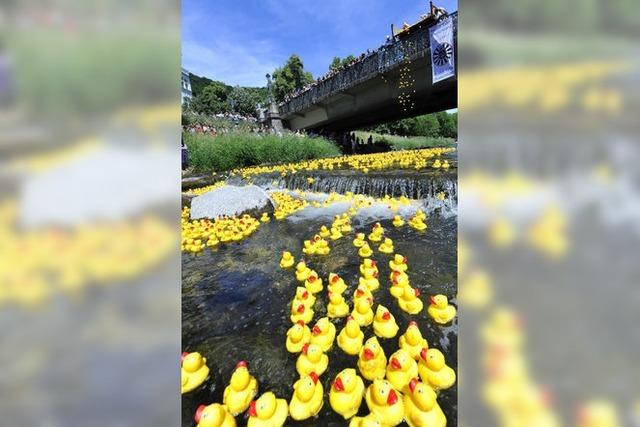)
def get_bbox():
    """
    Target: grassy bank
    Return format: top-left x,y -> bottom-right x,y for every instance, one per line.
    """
354,131 -> 455,151
184,132 -> 341,172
